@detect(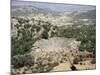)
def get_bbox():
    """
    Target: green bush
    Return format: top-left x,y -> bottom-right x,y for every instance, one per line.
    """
12,54 -> 34,68
11,35 -> 33,56
91,58 -> 96,64
41,30 -> 49,39
60,25 -> 96,52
